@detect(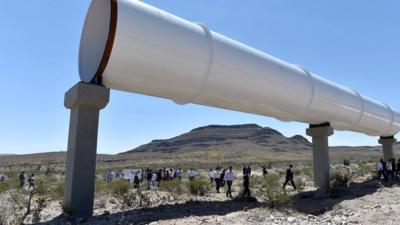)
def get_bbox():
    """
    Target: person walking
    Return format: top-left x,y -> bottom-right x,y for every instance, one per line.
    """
246,165 -> 252,176
208,169 -> 214,183
220,169 -> 226,188
377,159 -> 384,179
397,159 -> 400,178
133,172 -> 140,188
106,170 -> 113,182
164,170 -> 171,181
151,171 -> 157,189
28,174 -> 36,190
177,168 -> 184,180
214,168 -> 221,193
129,171 -> 135,185
283,164 -> 296,190
19,171 -> 26,189
262,164 -> 268,176
224,167 -> 234,198
391,159 -> 396,179
146,169 -> 152,189
242,172 -> 251,197
387,160 -> 394,180
188,168 -> 196,181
